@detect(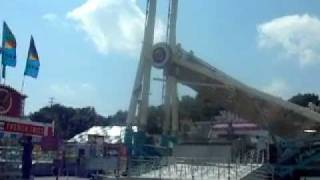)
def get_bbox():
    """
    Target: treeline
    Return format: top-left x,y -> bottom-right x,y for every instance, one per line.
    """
29,104 -> 135,139
289,93 -> 319,107
29,93 -> 319,140
29,104 -> 109,139
29,95 -> 218,139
